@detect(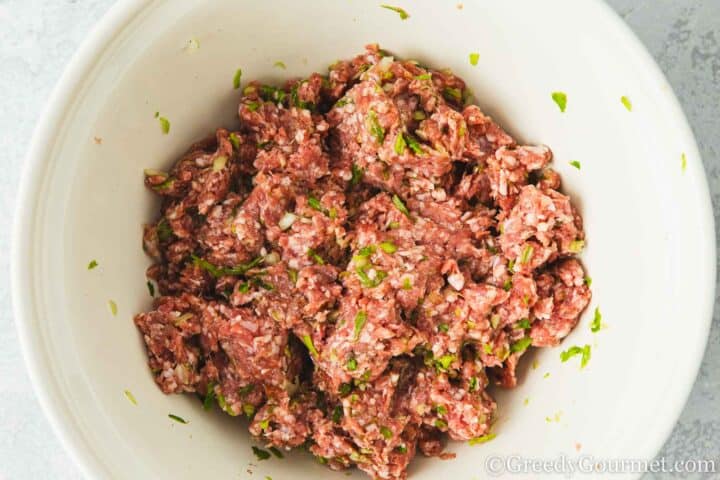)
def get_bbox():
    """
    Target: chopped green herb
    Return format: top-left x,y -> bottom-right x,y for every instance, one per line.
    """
259,84 -> 287,103
367,110 -> 385,143
415,73 -> 432,81
154,111 -> 159,118
353,311 -> 368,341
435,405 -> 448,416
379,241 -> 397,254
568,239 -> 585,253
158,116 -> 170,134
681,152 -> 687,173
273,61 -> 286,69
516,318 -> 531,330
404,133 -> 424,155
269,446 -> 284,459
482,344 -> 493,355
543,372 -> 550,379
569,160 -> 581,170
252,446 -> 271,461
469,52 -> 480,66
192,254 -> 263,277
246,101 -> 261,112
468,376 -> 479,392
307,248 -> 325,265
242,403 -> 255,418
584,276 -> 593,287
437,323 -> 449,333
288,268 -> 298,284
469,432 -> 496,445
401,277 -> 413,290
443,87 -> 462,102
510,337 -> 532,353
239,384 -> 254,396
335,97 -> 352,108
507,259 -> 516,272
357,245 -> 376,258
380,426 -> 393,439
412,110 -> 426,121
124,389 -> 137,405
233,68 -> 242,89
621,96 -> 632,112
259,419 -> 270,430
591,307 -> 602,333
392,194 -> 411,218
394,132 -> 407,155
395,445 -> 408,454
520,245 -> 534,264
108,300 -> 118,316
551,91 -> 567,112
350,163 -> 365,187
87,260 -> 98,270
168,414 -> 188,424
156,219 -> 173,241
332,405 -> 344,423
346,357 -> 358,371
146,281 -> 155,297
355,267 -> 387,288
560,344 -> 591,368
435,354 -> 455,371
434,419 -> 448,429
503,279 -> 512,291
380,4 -> 409,19
203,382 -> 216,410
339,383 -> 353,396
302,334 -> 319,357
